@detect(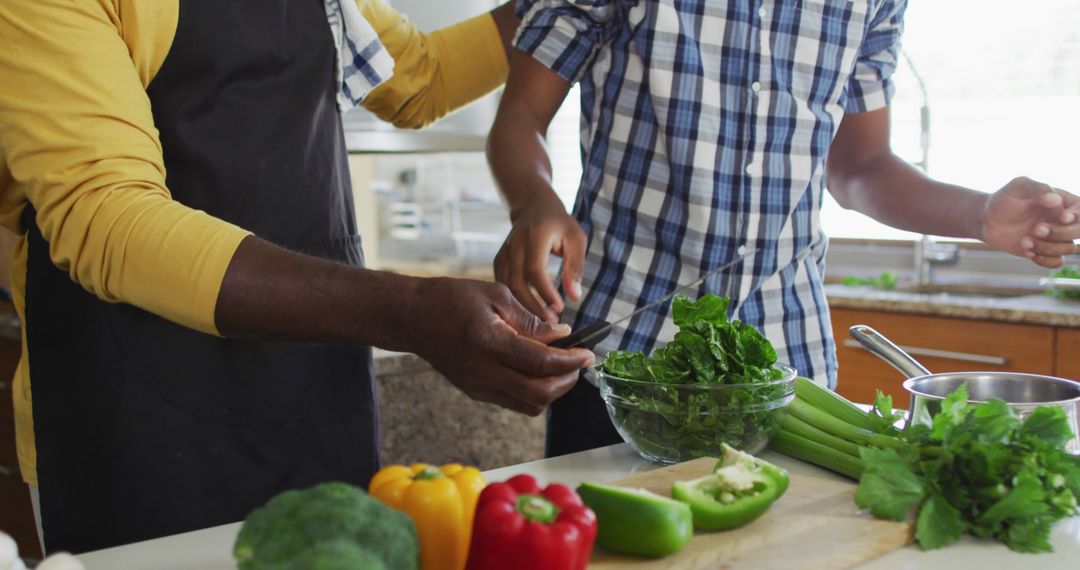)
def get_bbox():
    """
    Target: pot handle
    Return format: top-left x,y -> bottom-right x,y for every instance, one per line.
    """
848,325 -> 932,379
